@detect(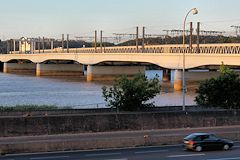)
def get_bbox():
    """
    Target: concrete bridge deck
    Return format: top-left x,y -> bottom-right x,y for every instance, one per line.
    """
1,52 -> 240,69
1,43 -> 240,69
